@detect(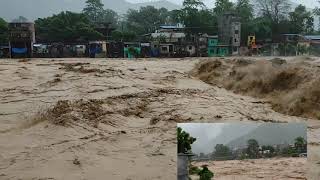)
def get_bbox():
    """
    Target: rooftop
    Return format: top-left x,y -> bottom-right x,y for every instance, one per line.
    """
304,35 -> 320,40
159,23 -> 185,29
